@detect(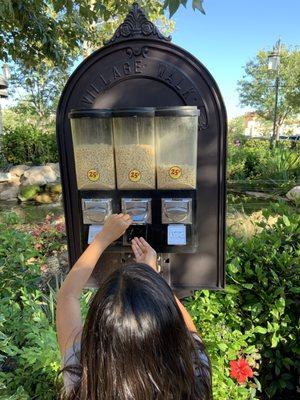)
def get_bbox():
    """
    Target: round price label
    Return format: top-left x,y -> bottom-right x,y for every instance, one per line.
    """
169,166 -> 182,179
87,169 -> 100,182
129,169 -> 141,182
